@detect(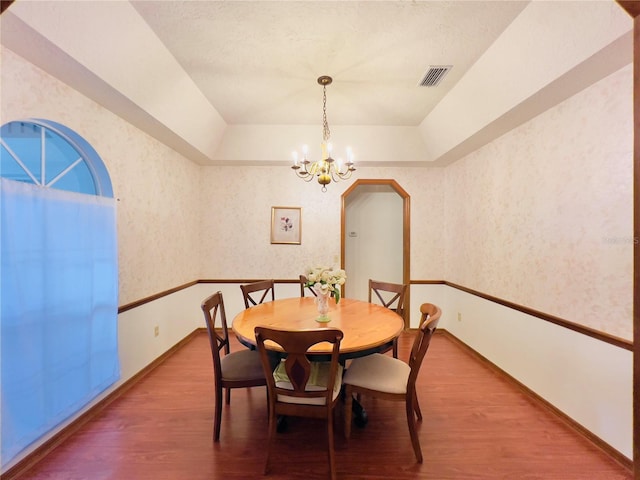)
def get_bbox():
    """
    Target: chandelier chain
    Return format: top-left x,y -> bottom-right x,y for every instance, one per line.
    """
322,85 -> 330,143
